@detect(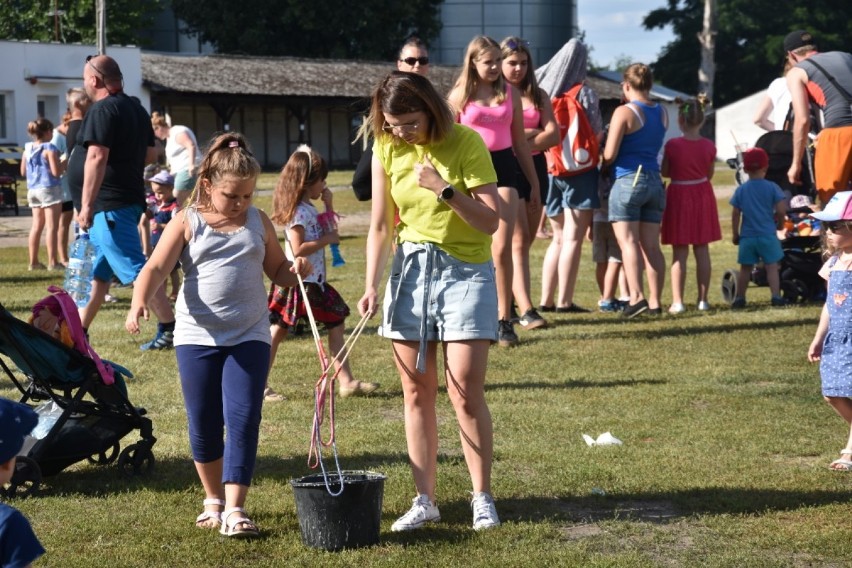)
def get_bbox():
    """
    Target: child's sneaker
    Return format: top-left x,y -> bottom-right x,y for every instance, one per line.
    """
731,297 -> 746,309
668,303 -> 686,314
771,296 -> 790,307
140,330 -> 174,351
471,492 -> 500,531
391,494 -> 440,532
598,299 -> 619,313
497,320 -> 519,347
697,301 -> 711,311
